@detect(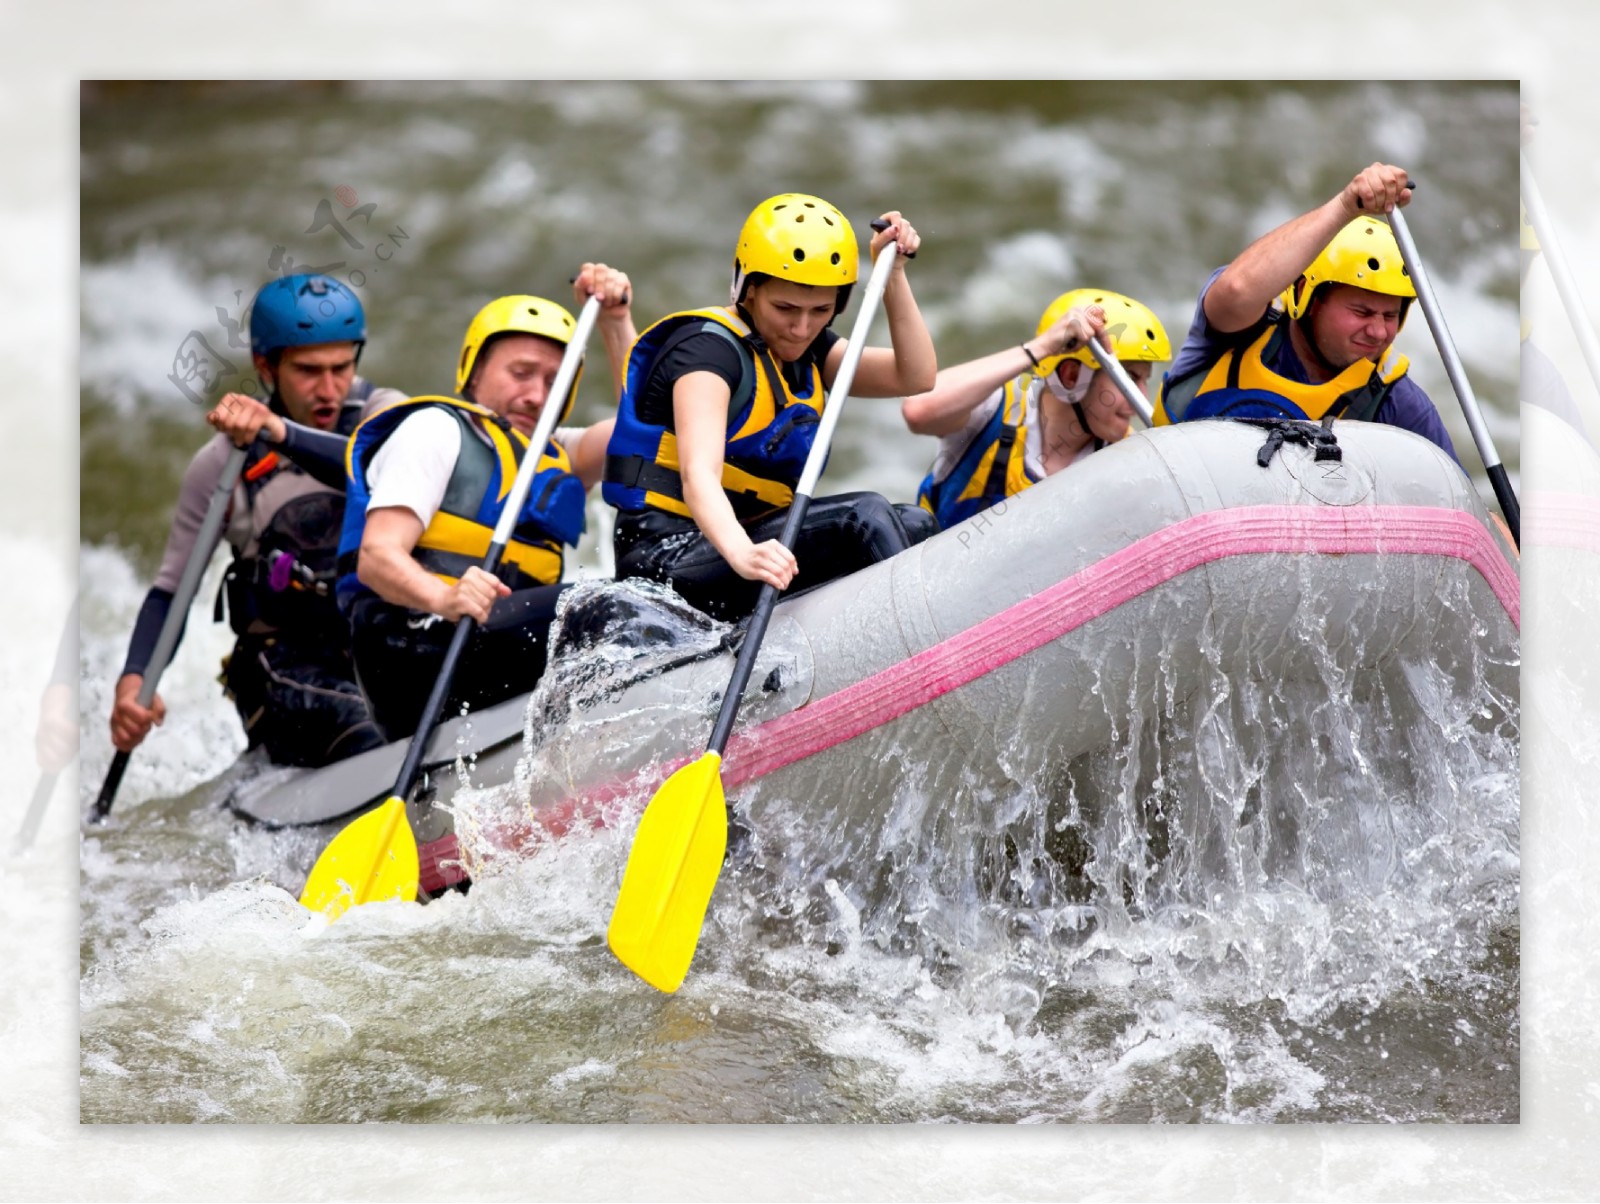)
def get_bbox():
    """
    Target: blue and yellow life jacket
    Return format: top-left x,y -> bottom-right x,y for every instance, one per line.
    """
335,395 -> 586,612
917,375 -> 1046,528
603,307 -> 827,522
1155,317 -> 1408,425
